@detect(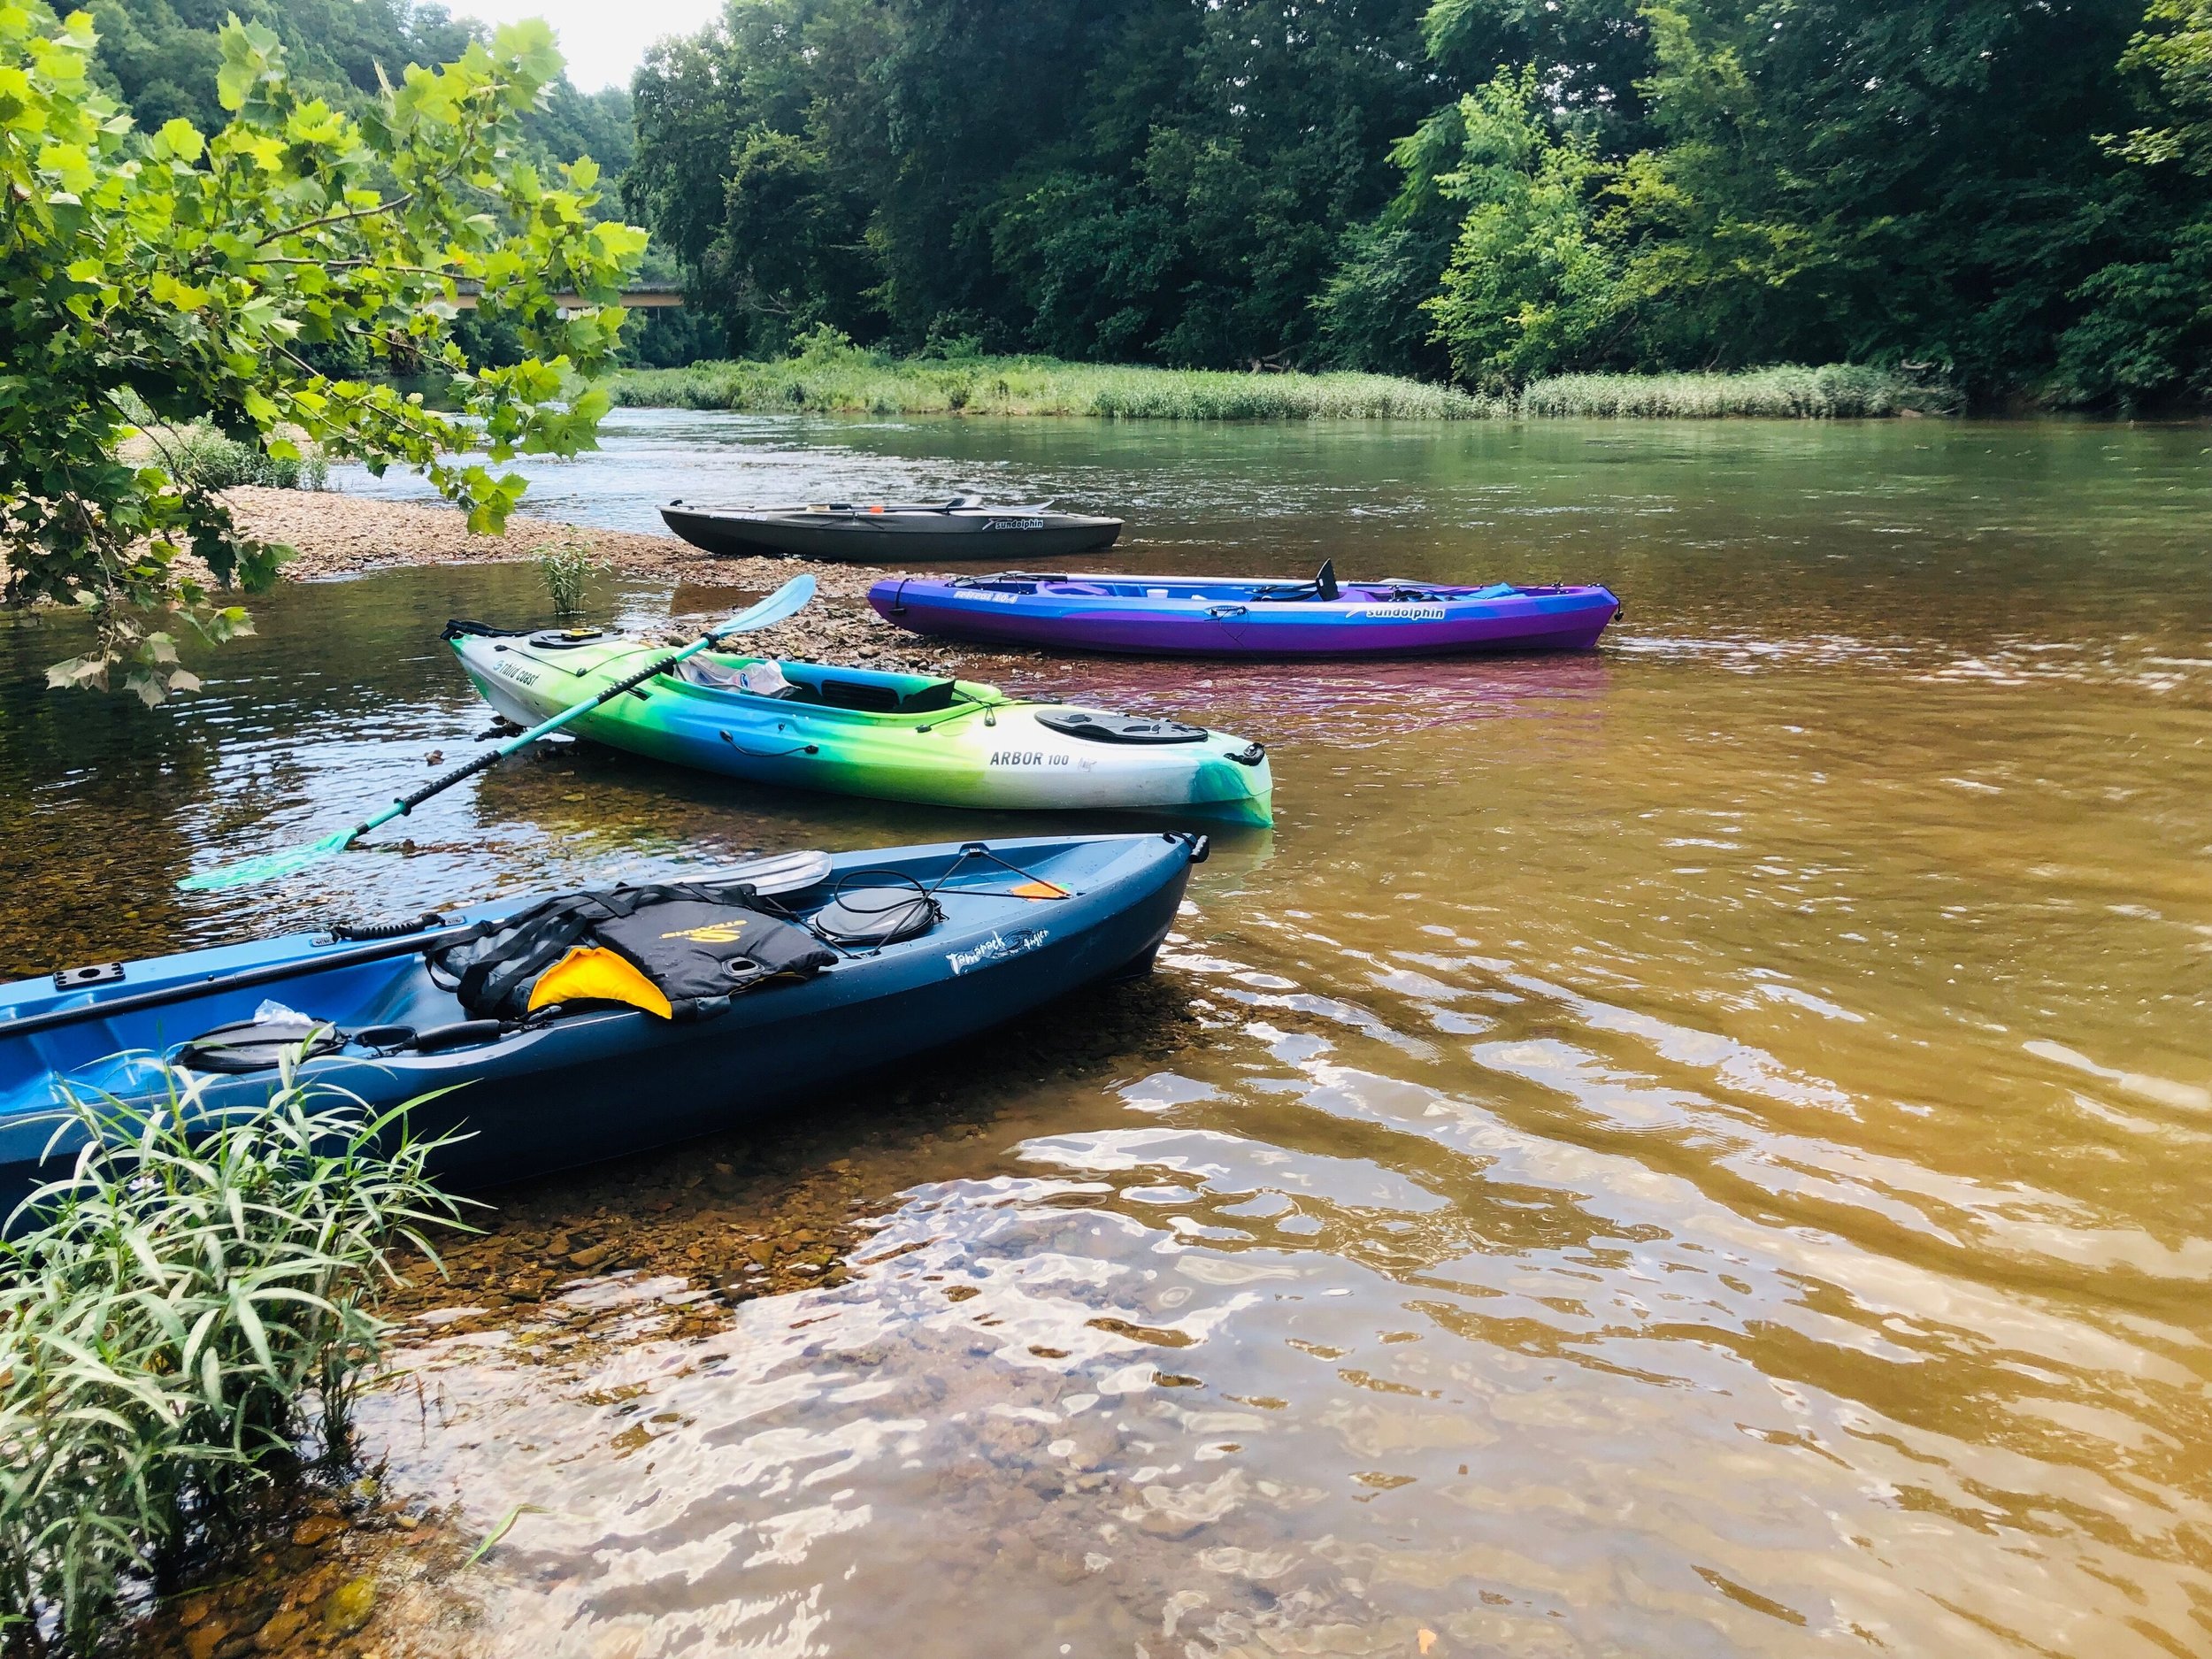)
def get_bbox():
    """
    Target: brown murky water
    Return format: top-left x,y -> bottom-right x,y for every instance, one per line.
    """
6,416 -> 2211,1656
